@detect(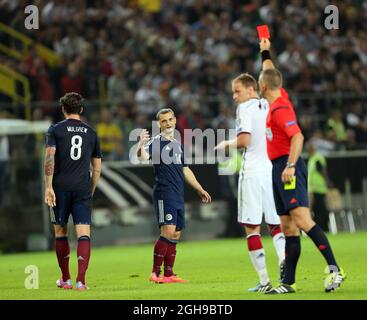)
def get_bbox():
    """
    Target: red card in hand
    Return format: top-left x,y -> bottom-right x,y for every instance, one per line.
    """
257,25 -> 270,39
